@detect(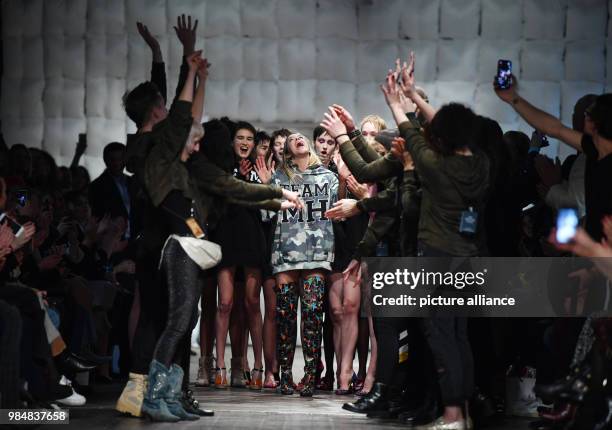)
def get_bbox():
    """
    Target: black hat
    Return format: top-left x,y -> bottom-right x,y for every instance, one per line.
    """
374,128 -> 399,150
